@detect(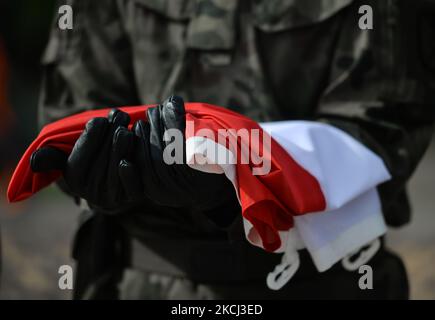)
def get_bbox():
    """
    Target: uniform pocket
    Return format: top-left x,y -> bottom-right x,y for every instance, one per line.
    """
124,0 -> 196,102
252,0 -> 353,32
